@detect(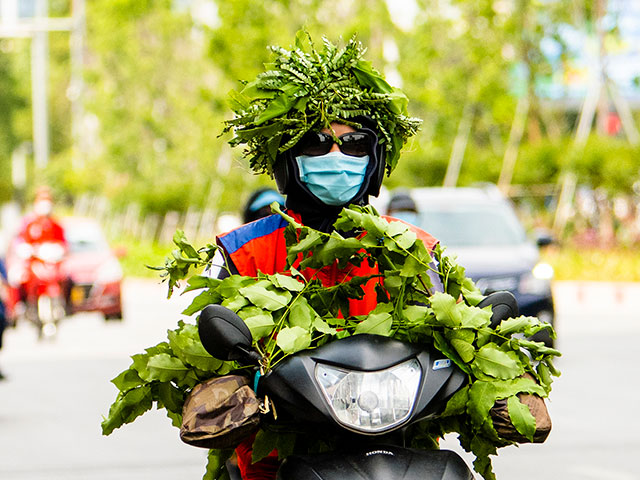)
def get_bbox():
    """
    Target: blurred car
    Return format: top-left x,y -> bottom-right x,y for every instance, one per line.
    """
390,186 -> 555,346
61,217 -> 124,321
